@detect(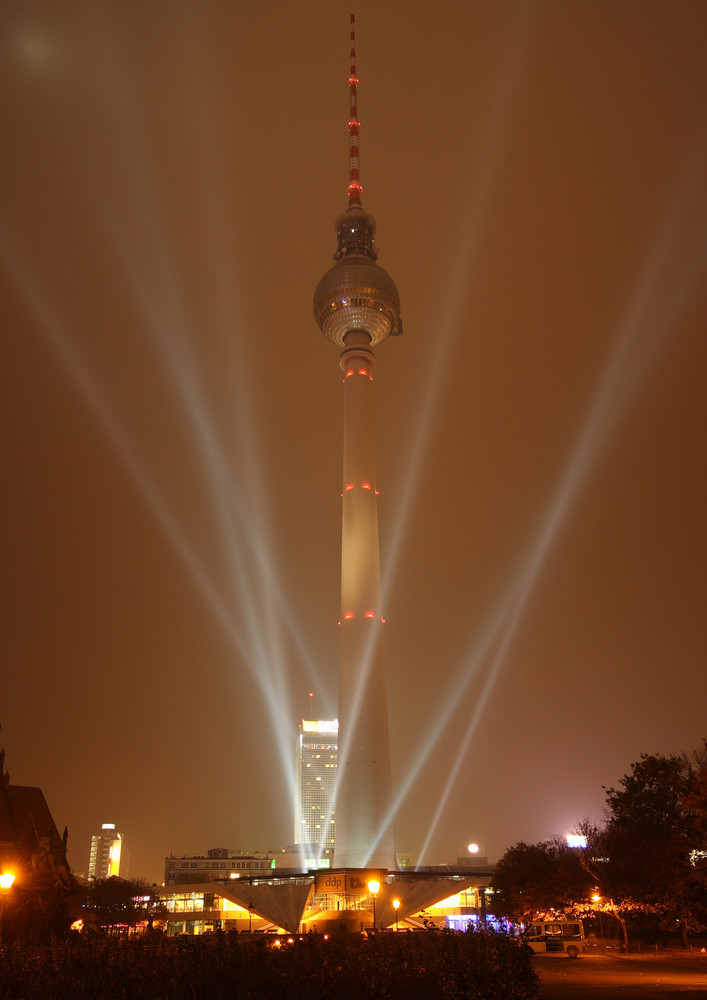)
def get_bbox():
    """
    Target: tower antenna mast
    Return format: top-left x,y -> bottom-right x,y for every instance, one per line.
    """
347,13 -> 362,206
